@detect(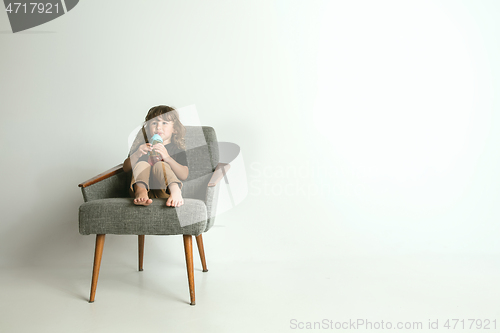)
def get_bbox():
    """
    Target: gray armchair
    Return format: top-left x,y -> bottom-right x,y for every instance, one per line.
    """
78,126 -> 229,305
